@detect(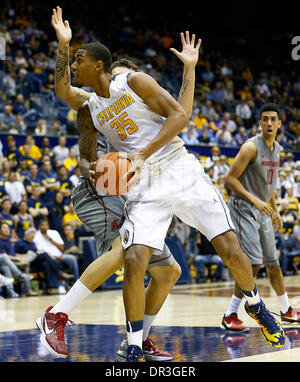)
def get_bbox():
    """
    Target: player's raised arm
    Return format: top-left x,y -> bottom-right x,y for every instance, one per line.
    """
77,103 -> 98,181
51,6 -> 91,111
171,31 -> 201,118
